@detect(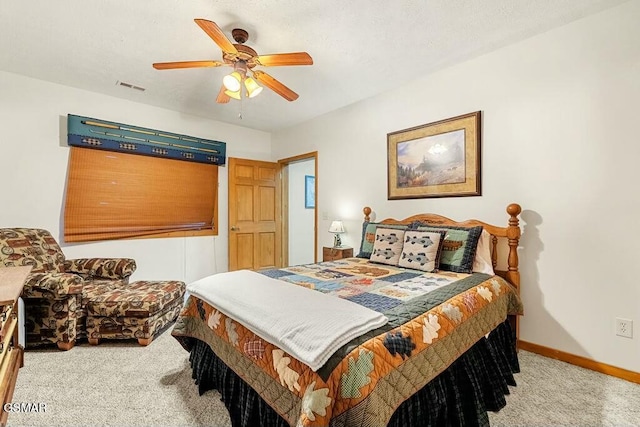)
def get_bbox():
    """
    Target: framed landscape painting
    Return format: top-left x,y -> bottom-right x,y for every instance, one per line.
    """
387,111 -> 481,199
